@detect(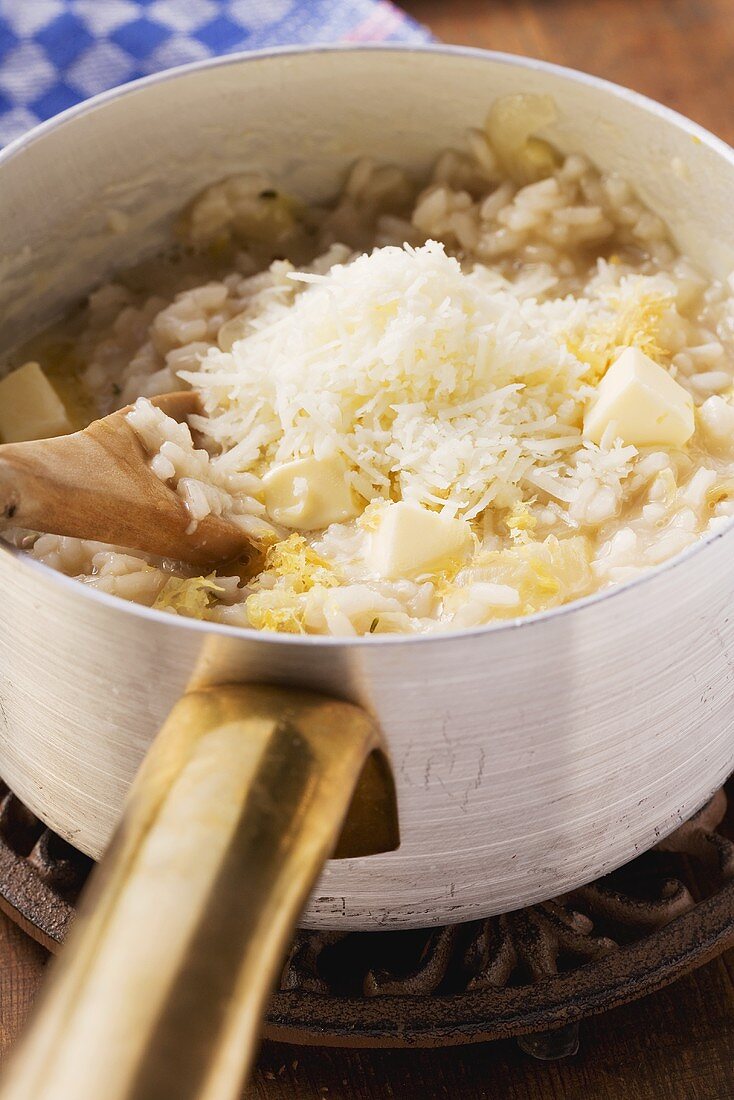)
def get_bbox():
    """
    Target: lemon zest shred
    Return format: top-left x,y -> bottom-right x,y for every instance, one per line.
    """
152,573 -> 224,619
525,558 -> 561,597
505,499 -> 538,544
566,287 -> 674,383
263,534 -> 340,593
432,555 -> 473,601
245,592 -> 305,634
466,534 -> 592,617
357,500 -> 386,532
243,534 -> 341,634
